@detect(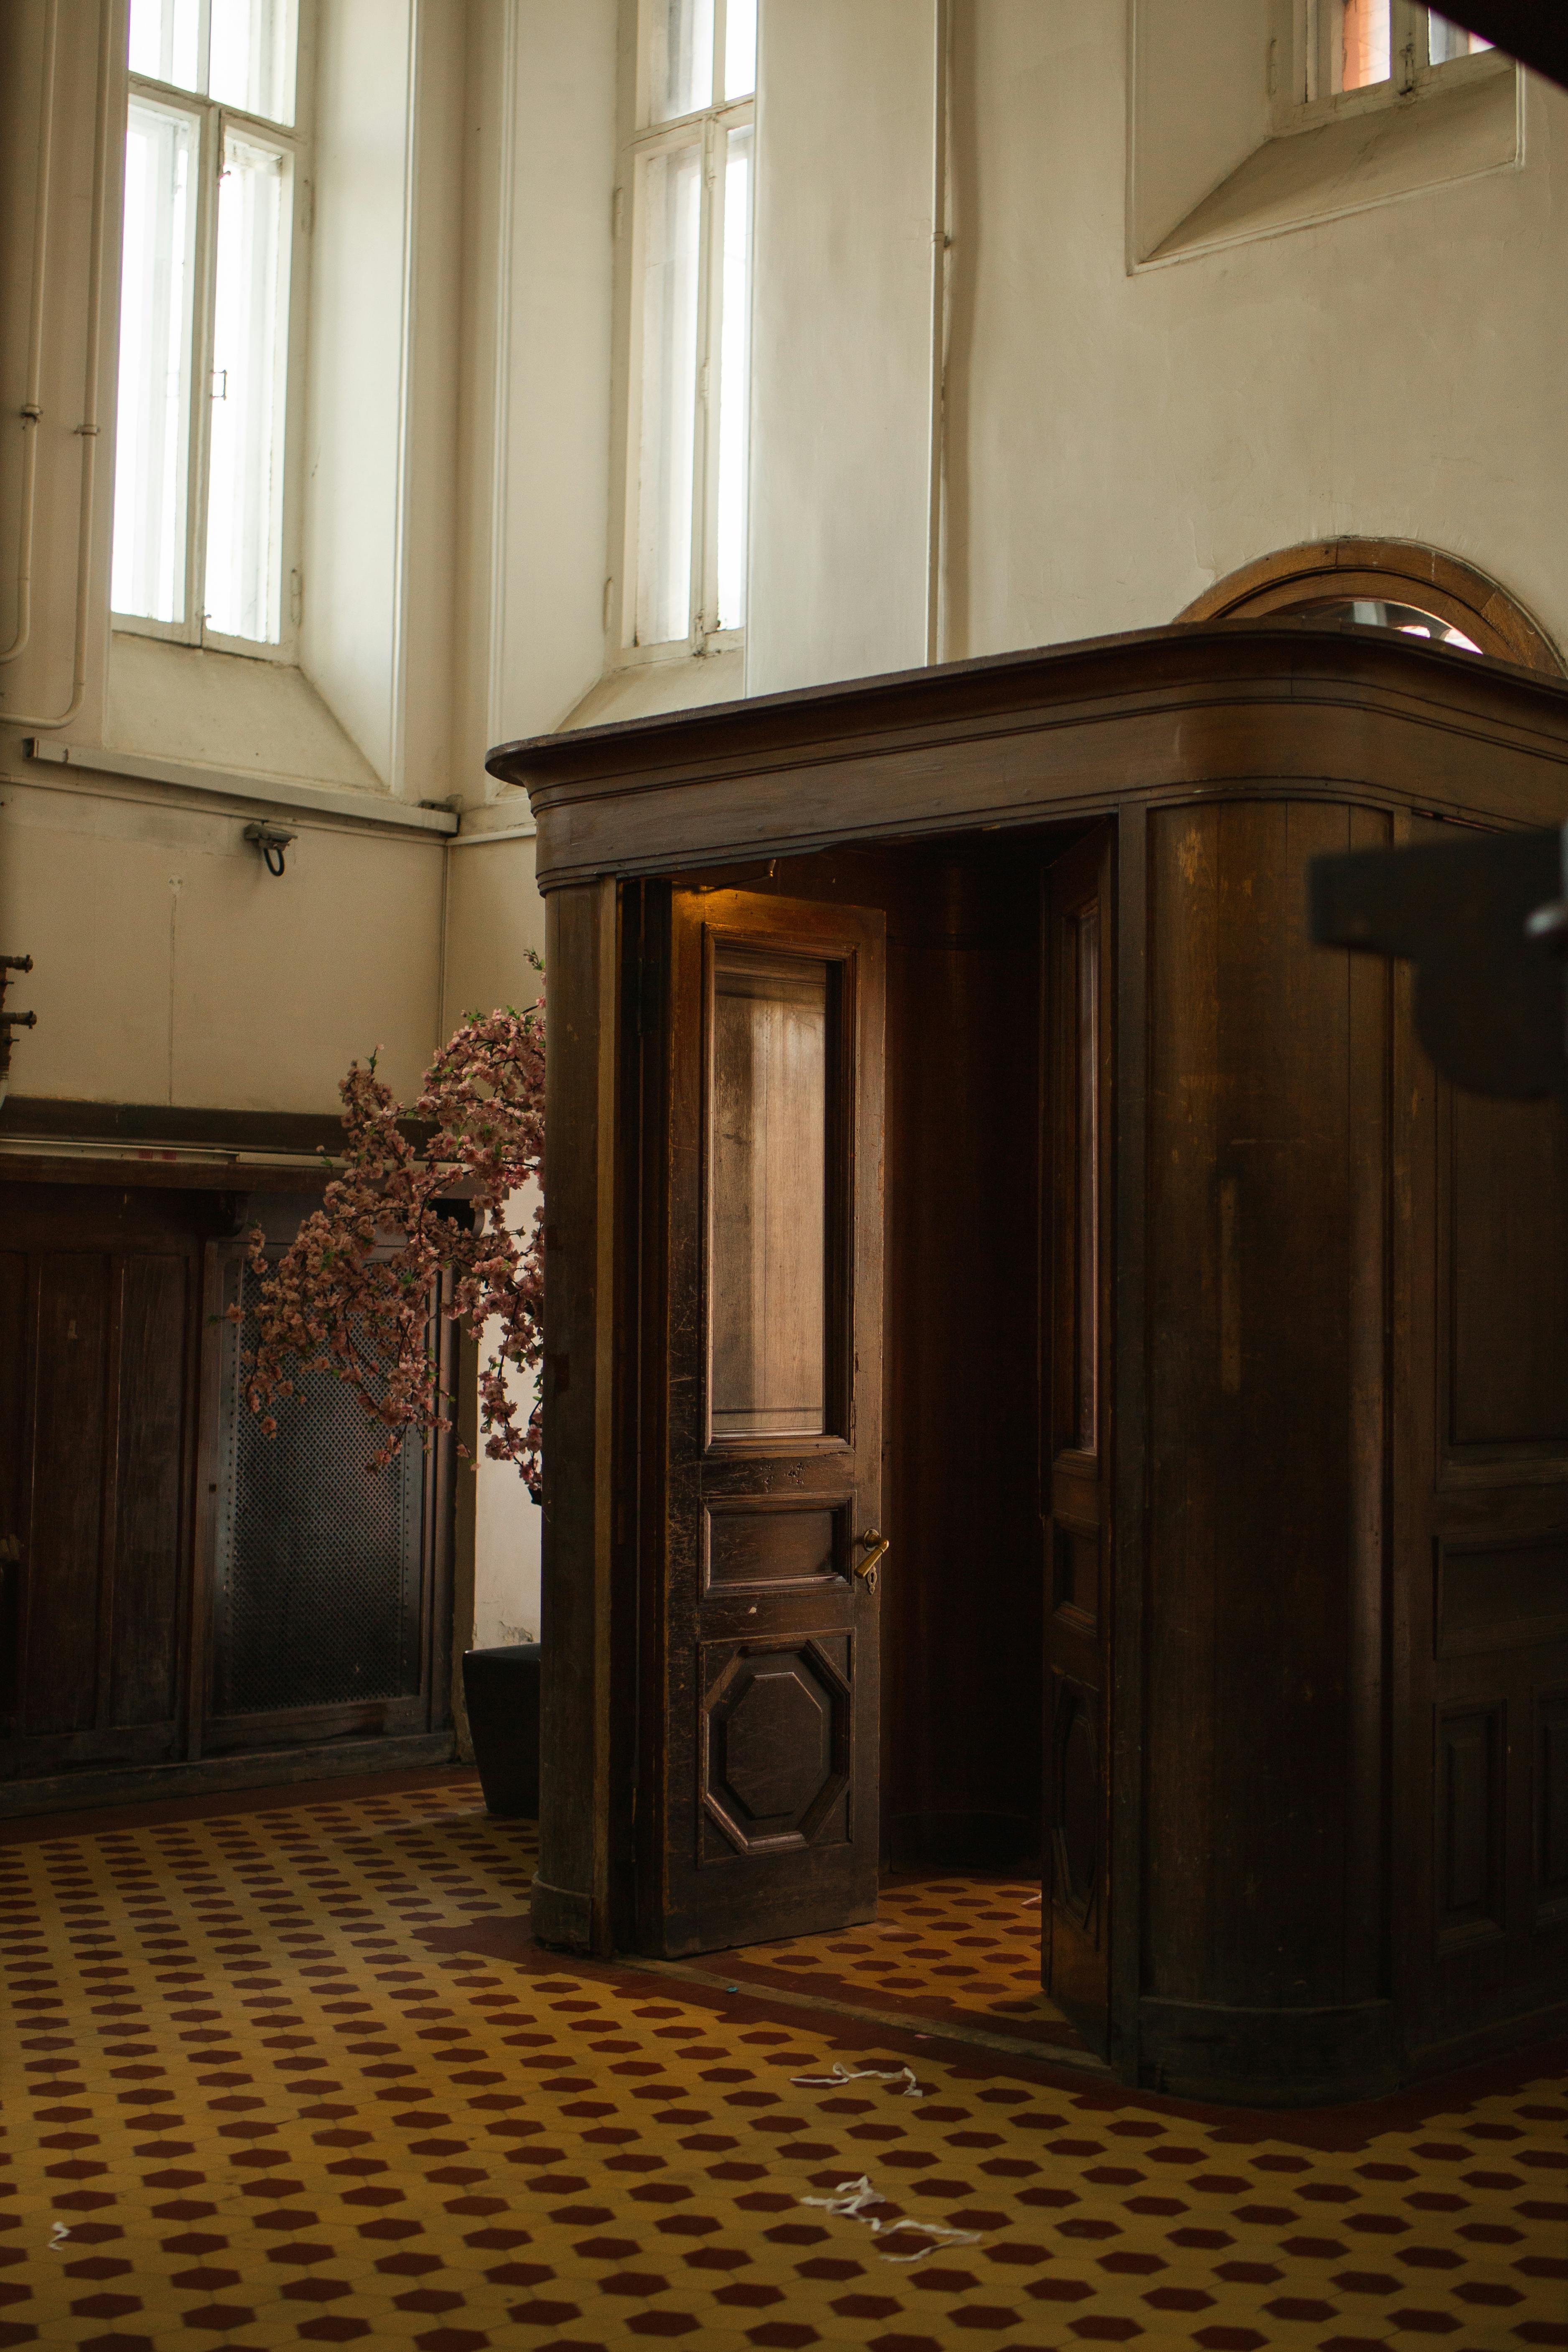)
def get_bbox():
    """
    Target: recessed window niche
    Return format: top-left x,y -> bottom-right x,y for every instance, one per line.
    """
1130,0 -> 1520,268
